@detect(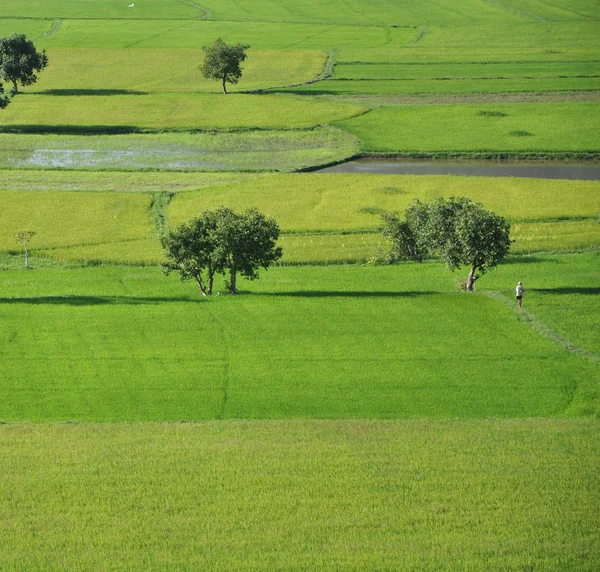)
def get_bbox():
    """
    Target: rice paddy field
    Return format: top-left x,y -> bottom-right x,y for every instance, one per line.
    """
0,0 -> 599,569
